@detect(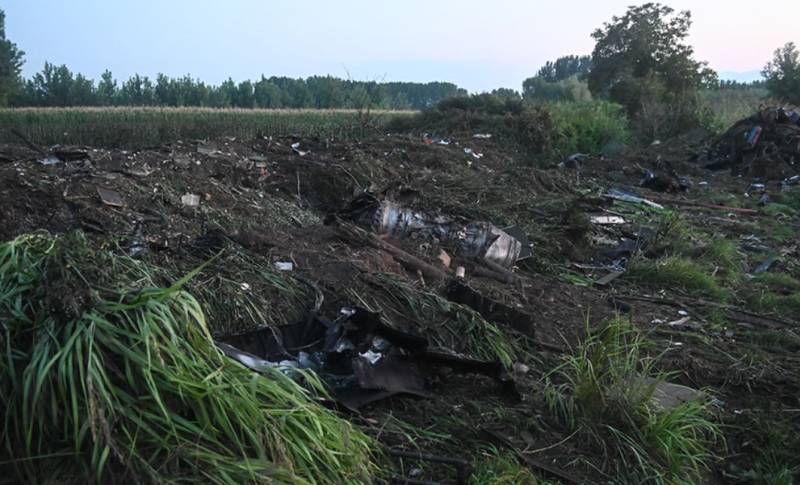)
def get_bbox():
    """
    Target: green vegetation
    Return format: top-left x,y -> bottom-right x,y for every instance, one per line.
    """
0,232 -> 378,484
763,42 -> 800,105
392,94 -> 629,160
353,273 -> 519,368
588,3 -> 717,139
0,107 -> 414,147
544,319 -> 722,483
549,101 -> 629,154
627,257 -> 730,301
0,9 -> 23,105
8,62 -> 464,110
700,86 -> 768,130
469,447 -> 542,484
